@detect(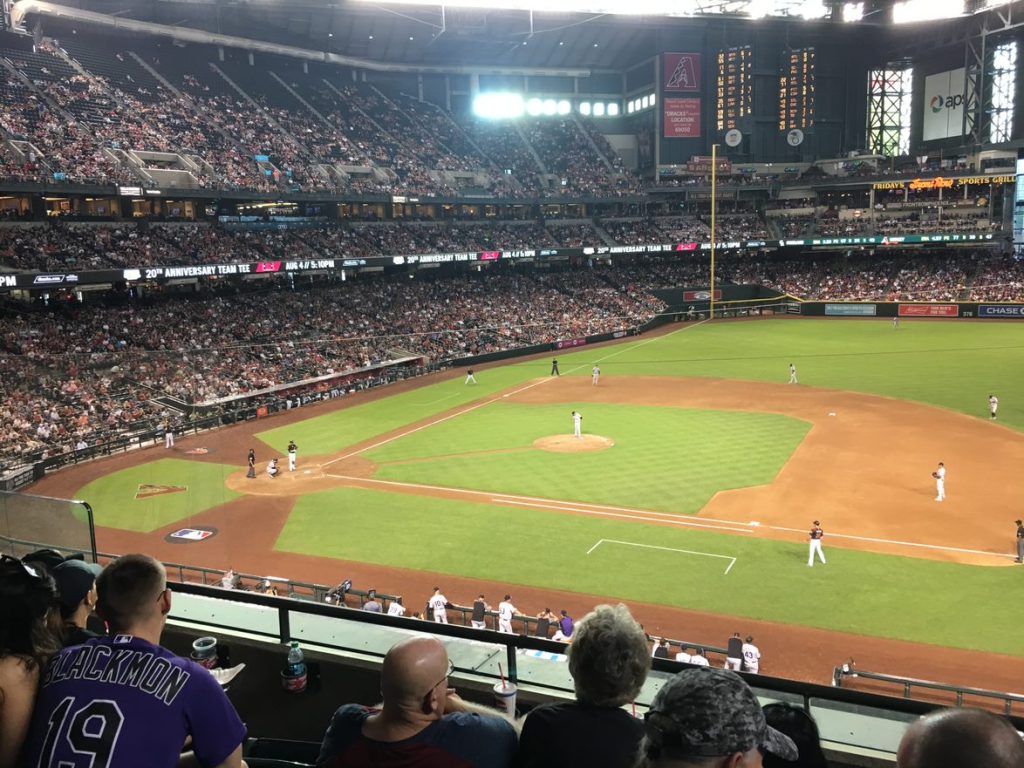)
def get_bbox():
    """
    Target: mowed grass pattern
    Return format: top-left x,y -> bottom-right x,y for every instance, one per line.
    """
554,319 -> 1024,428
259,319 -> 1024,461
277,487 -> 1024,656
367,403 -> 810,513
77,458 -> 240,533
